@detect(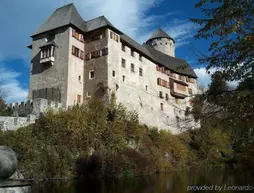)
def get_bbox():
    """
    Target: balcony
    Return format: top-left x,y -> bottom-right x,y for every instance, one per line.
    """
170,78 -> 188,99
40,41 -> 56,65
